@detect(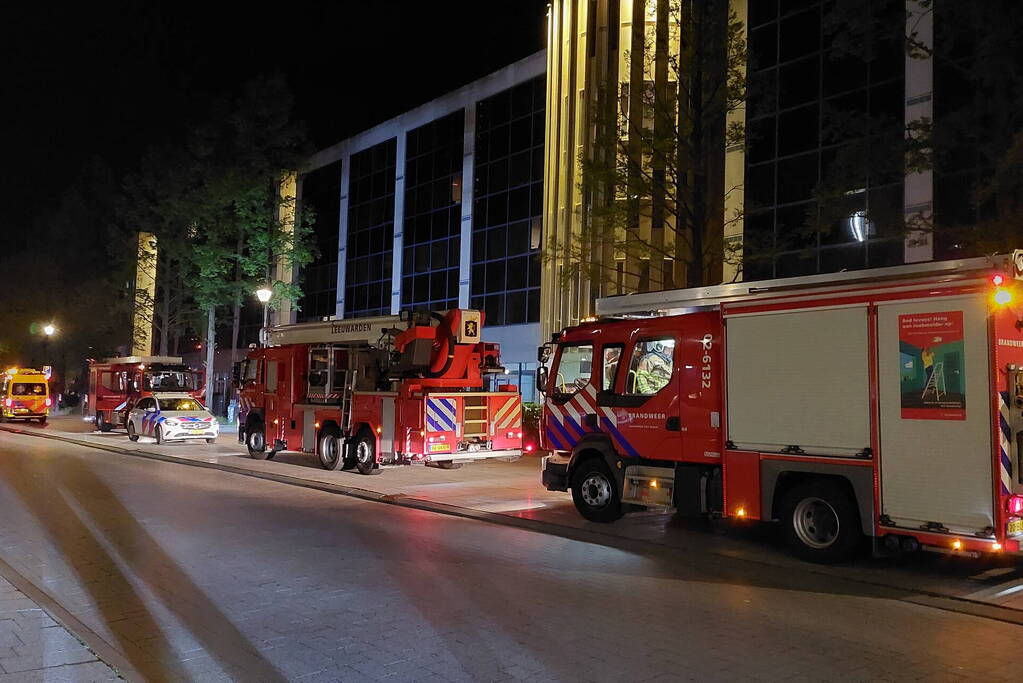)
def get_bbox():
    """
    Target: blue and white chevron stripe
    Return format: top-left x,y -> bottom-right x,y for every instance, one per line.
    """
426,398 -> 457,432
999,391 -> 1013,495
